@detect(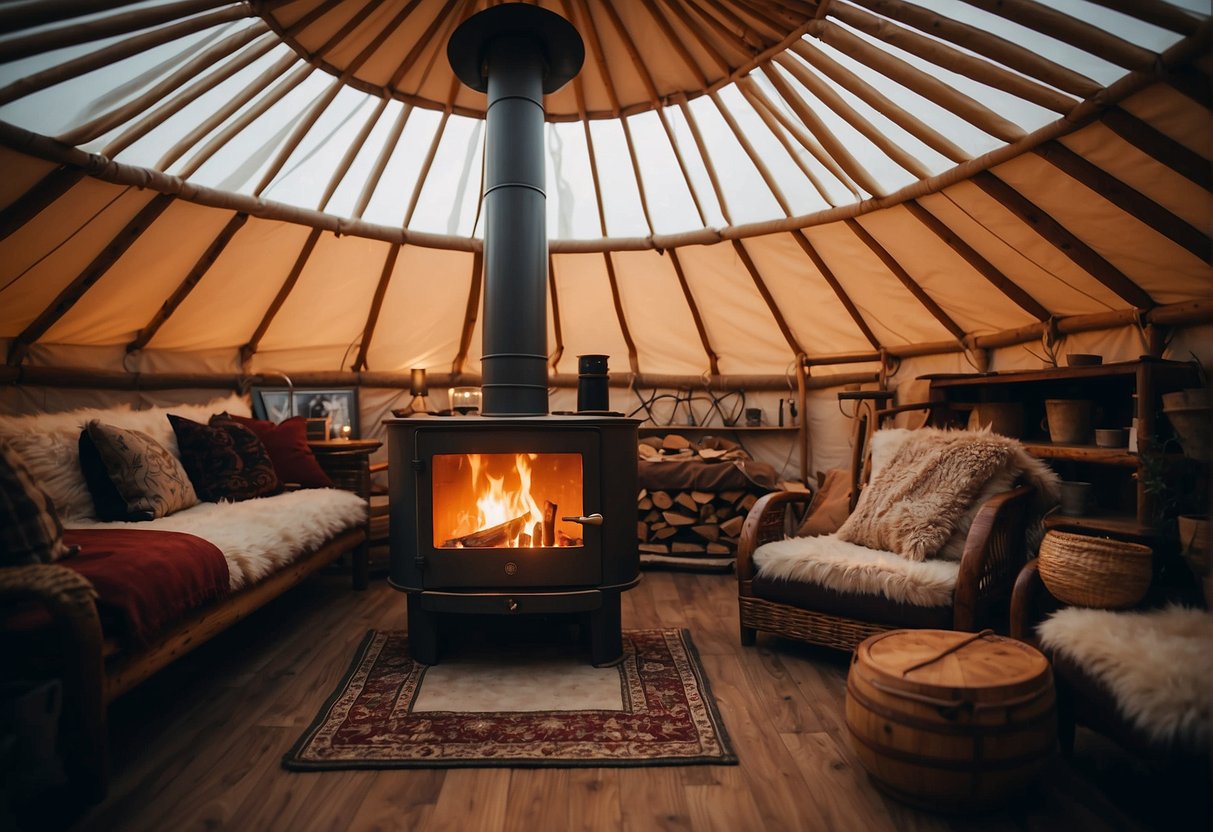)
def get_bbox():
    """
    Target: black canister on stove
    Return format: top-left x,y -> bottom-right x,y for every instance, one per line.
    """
577,354 -> 609,412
